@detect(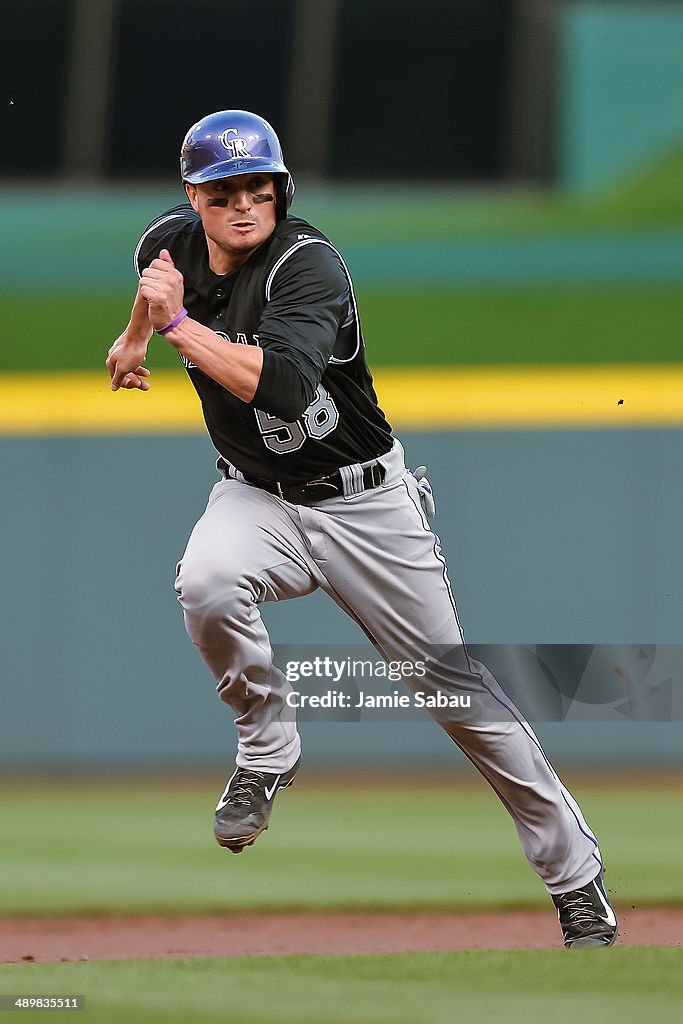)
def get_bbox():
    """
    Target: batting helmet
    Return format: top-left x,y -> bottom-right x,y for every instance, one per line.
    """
180,110 -> 295,219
